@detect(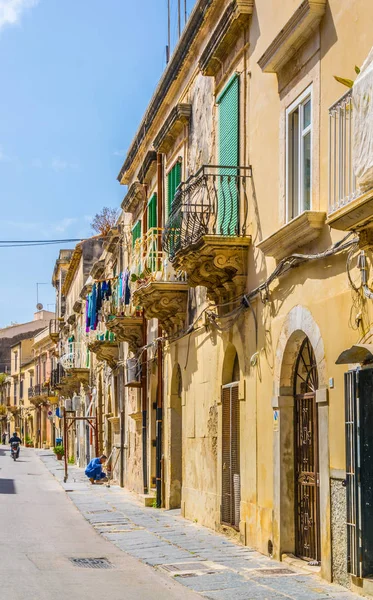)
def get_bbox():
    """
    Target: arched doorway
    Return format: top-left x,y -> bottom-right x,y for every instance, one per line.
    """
294,337 -> 320,563
221,349 -> 240,529
169,364 -> 182,509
